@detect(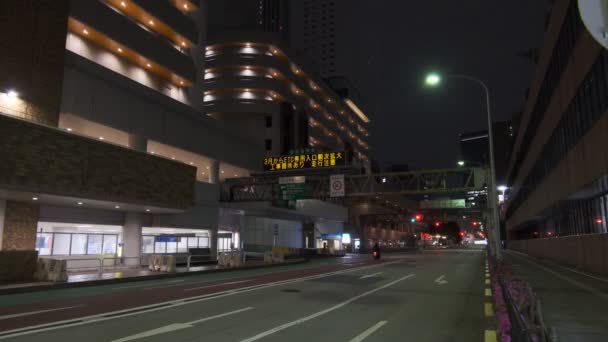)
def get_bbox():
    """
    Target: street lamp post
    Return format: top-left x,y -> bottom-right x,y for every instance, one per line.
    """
425,73 -> 501,260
